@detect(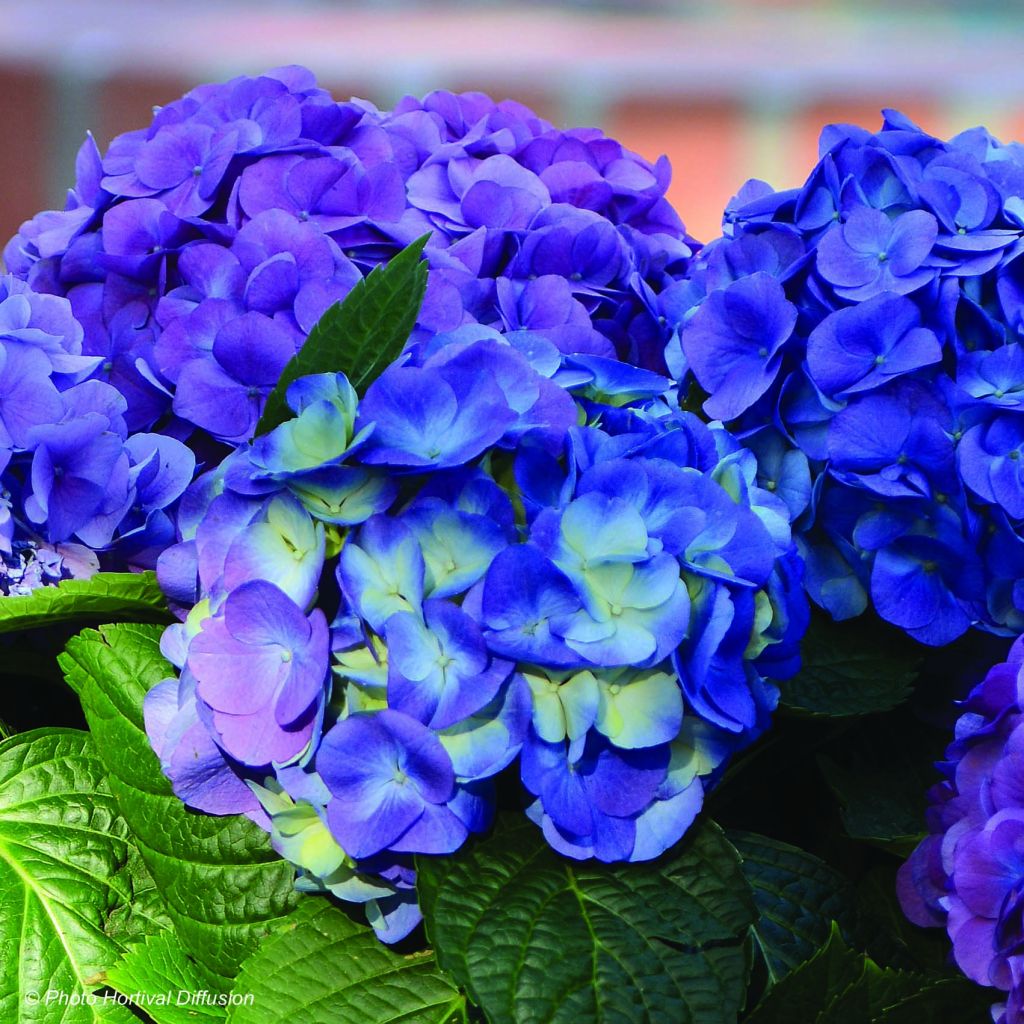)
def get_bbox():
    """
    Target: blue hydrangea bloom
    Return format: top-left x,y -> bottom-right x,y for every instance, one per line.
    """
146,349 -> 808,942
674,110 -> 1024,645
318,709 -> 480,859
